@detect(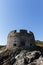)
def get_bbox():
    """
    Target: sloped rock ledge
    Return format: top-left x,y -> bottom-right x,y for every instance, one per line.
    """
0,47 -> 43,65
